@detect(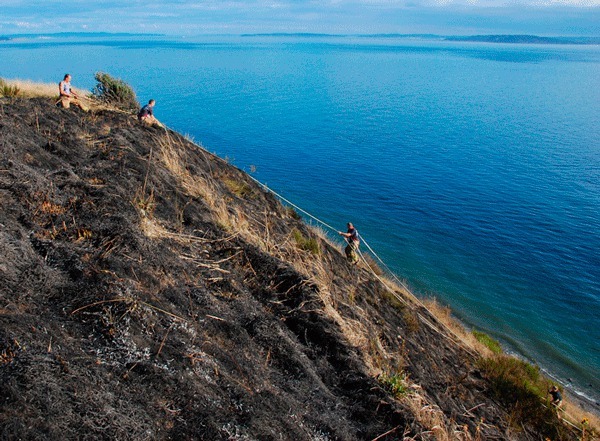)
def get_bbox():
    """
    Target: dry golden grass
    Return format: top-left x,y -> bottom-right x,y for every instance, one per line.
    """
402,387 -> 454,441
156,135 -> 212,200
38,200 -> 66,216
140,217 -> 170,240
422,298 -> 492,357
2,79 -> 58,98
1,78 -> 92,103
0,78 -> 128,115
155,134 -> 240,232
